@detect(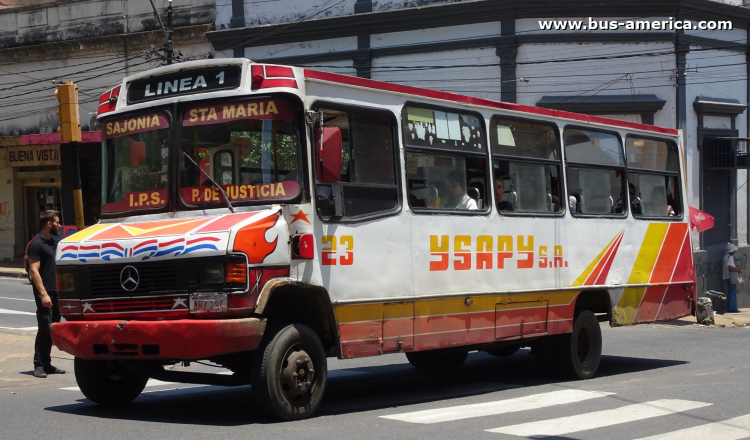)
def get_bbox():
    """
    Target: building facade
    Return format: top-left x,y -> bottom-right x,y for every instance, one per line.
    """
207,0 -> 750,303
0,0 -> 215,260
